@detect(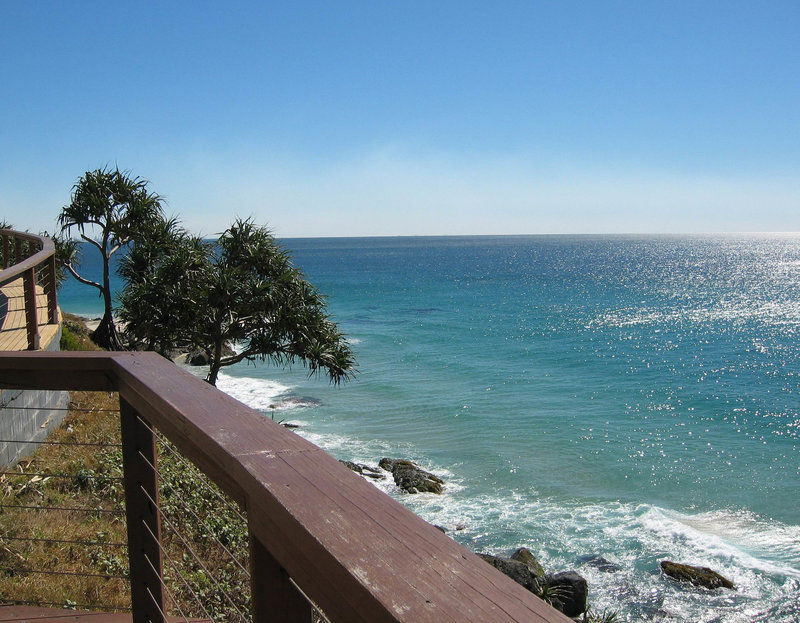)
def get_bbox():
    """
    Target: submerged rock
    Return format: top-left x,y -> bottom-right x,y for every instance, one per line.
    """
660,560 -> 735,590
510,547 -> 545,579
378,458 -> 444,494
339,460 -> 386,480
577,553 -> 622,573
546,570 -> 588,617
